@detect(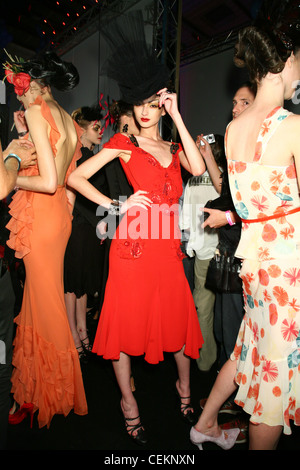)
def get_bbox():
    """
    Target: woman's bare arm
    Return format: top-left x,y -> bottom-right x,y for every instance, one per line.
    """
15,105 -> 58,193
